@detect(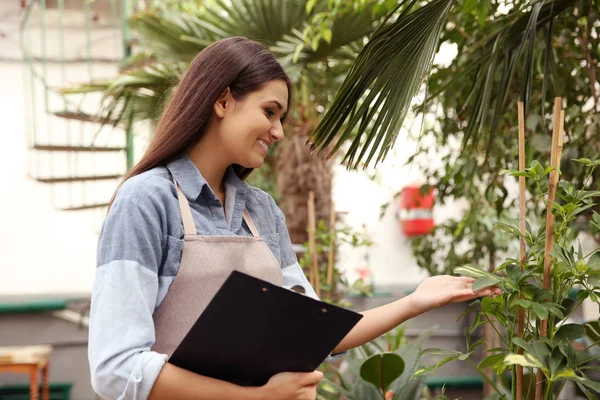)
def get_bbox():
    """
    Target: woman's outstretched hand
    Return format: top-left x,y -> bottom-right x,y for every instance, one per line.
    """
410,275 -> 502,315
